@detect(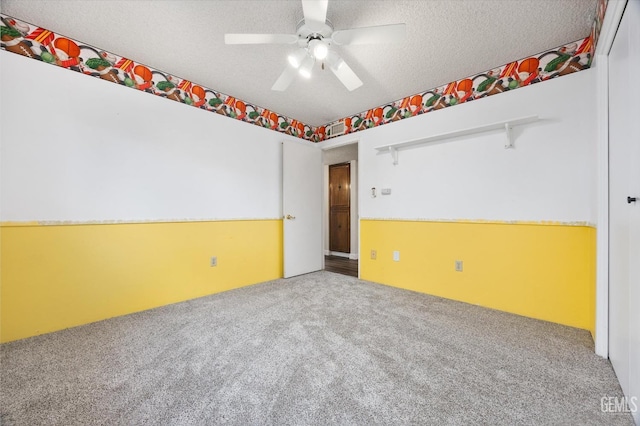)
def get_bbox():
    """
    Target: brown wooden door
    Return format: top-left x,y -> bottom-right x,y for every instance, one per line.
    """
329,163 -> 350,253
